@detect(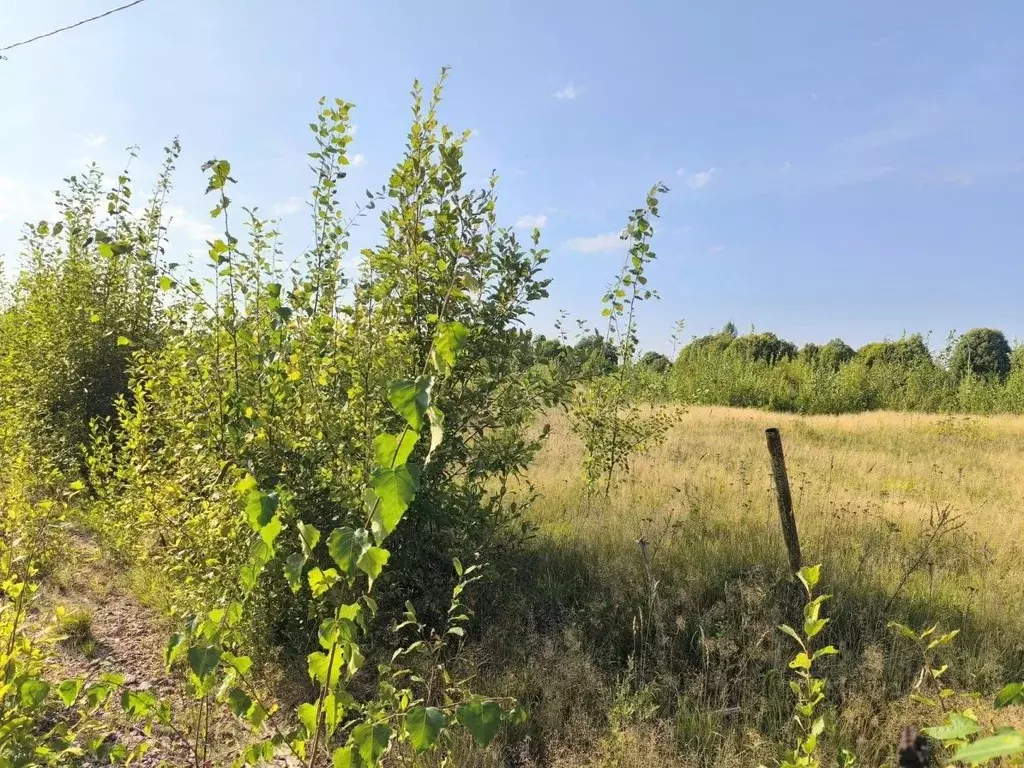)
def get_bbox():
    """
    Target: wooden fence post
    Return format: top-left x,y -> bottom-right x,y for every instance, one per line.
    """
765,427 -> 802,575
